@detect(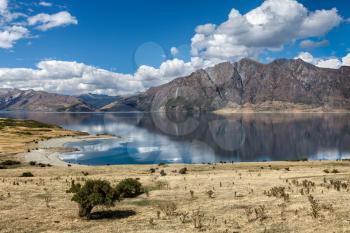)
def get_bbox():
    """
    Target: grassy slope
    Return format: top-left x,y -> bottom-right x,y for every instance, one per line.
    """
0,118 -> 86,161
